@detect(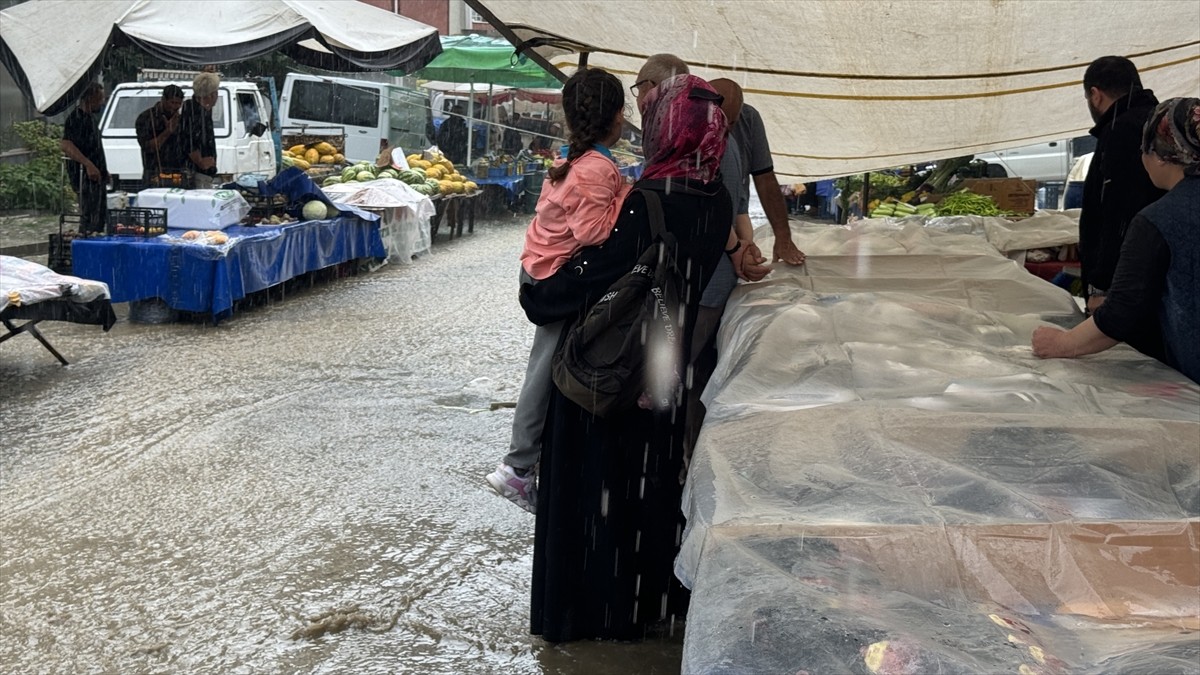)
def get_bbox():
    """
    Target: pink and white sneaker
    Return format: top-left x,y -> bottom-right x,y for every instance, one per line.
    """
485,463 -> 537,514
